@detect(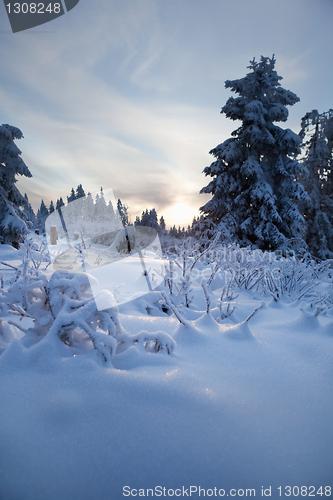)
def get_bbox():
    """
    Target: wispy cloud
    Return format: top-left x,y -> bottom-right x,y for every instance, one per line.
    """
1,0 -> 333,225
